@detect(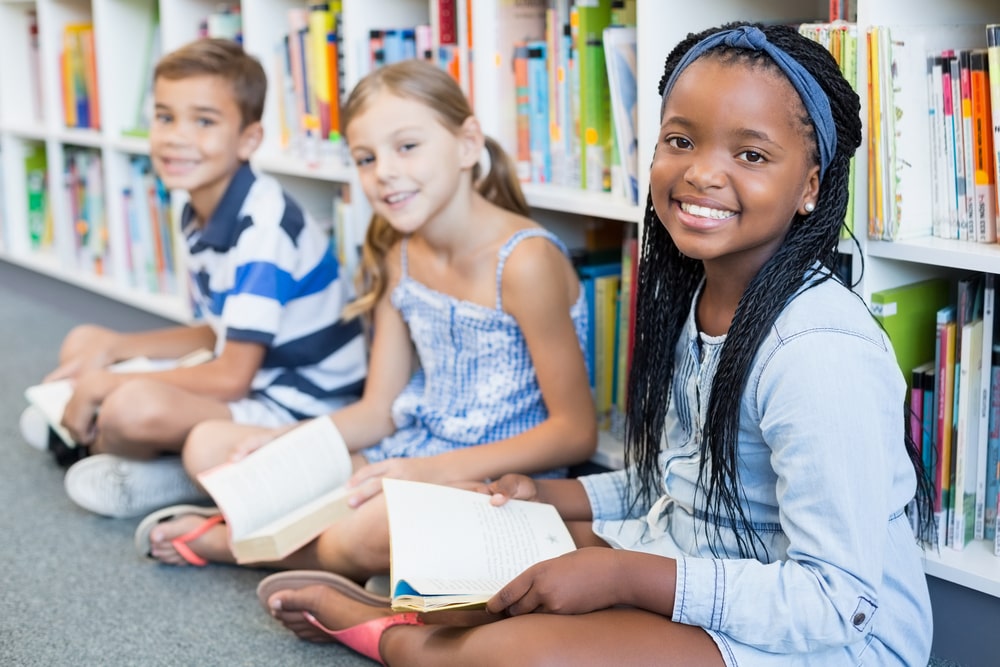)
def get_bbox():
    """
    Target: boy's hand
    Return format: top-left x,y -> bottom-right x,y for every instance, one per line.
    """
486,548 -> 621,617
61,370 -> 117,444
